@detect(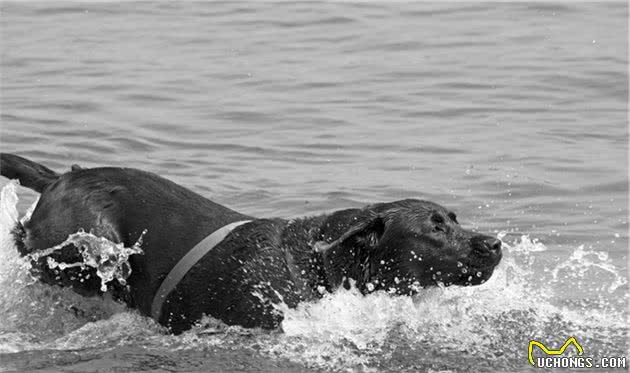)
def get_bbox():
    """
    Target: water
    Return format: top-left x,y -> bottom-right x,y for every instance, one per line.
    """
27,226 -> 146,293
0,2 -> 627,372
